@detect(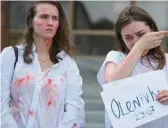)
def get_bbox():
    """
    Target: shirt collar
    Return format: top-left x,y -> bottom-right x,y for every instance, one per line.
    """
32,43 -> 66,59
32,43 -> 36,52
18,43 -> 66,60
